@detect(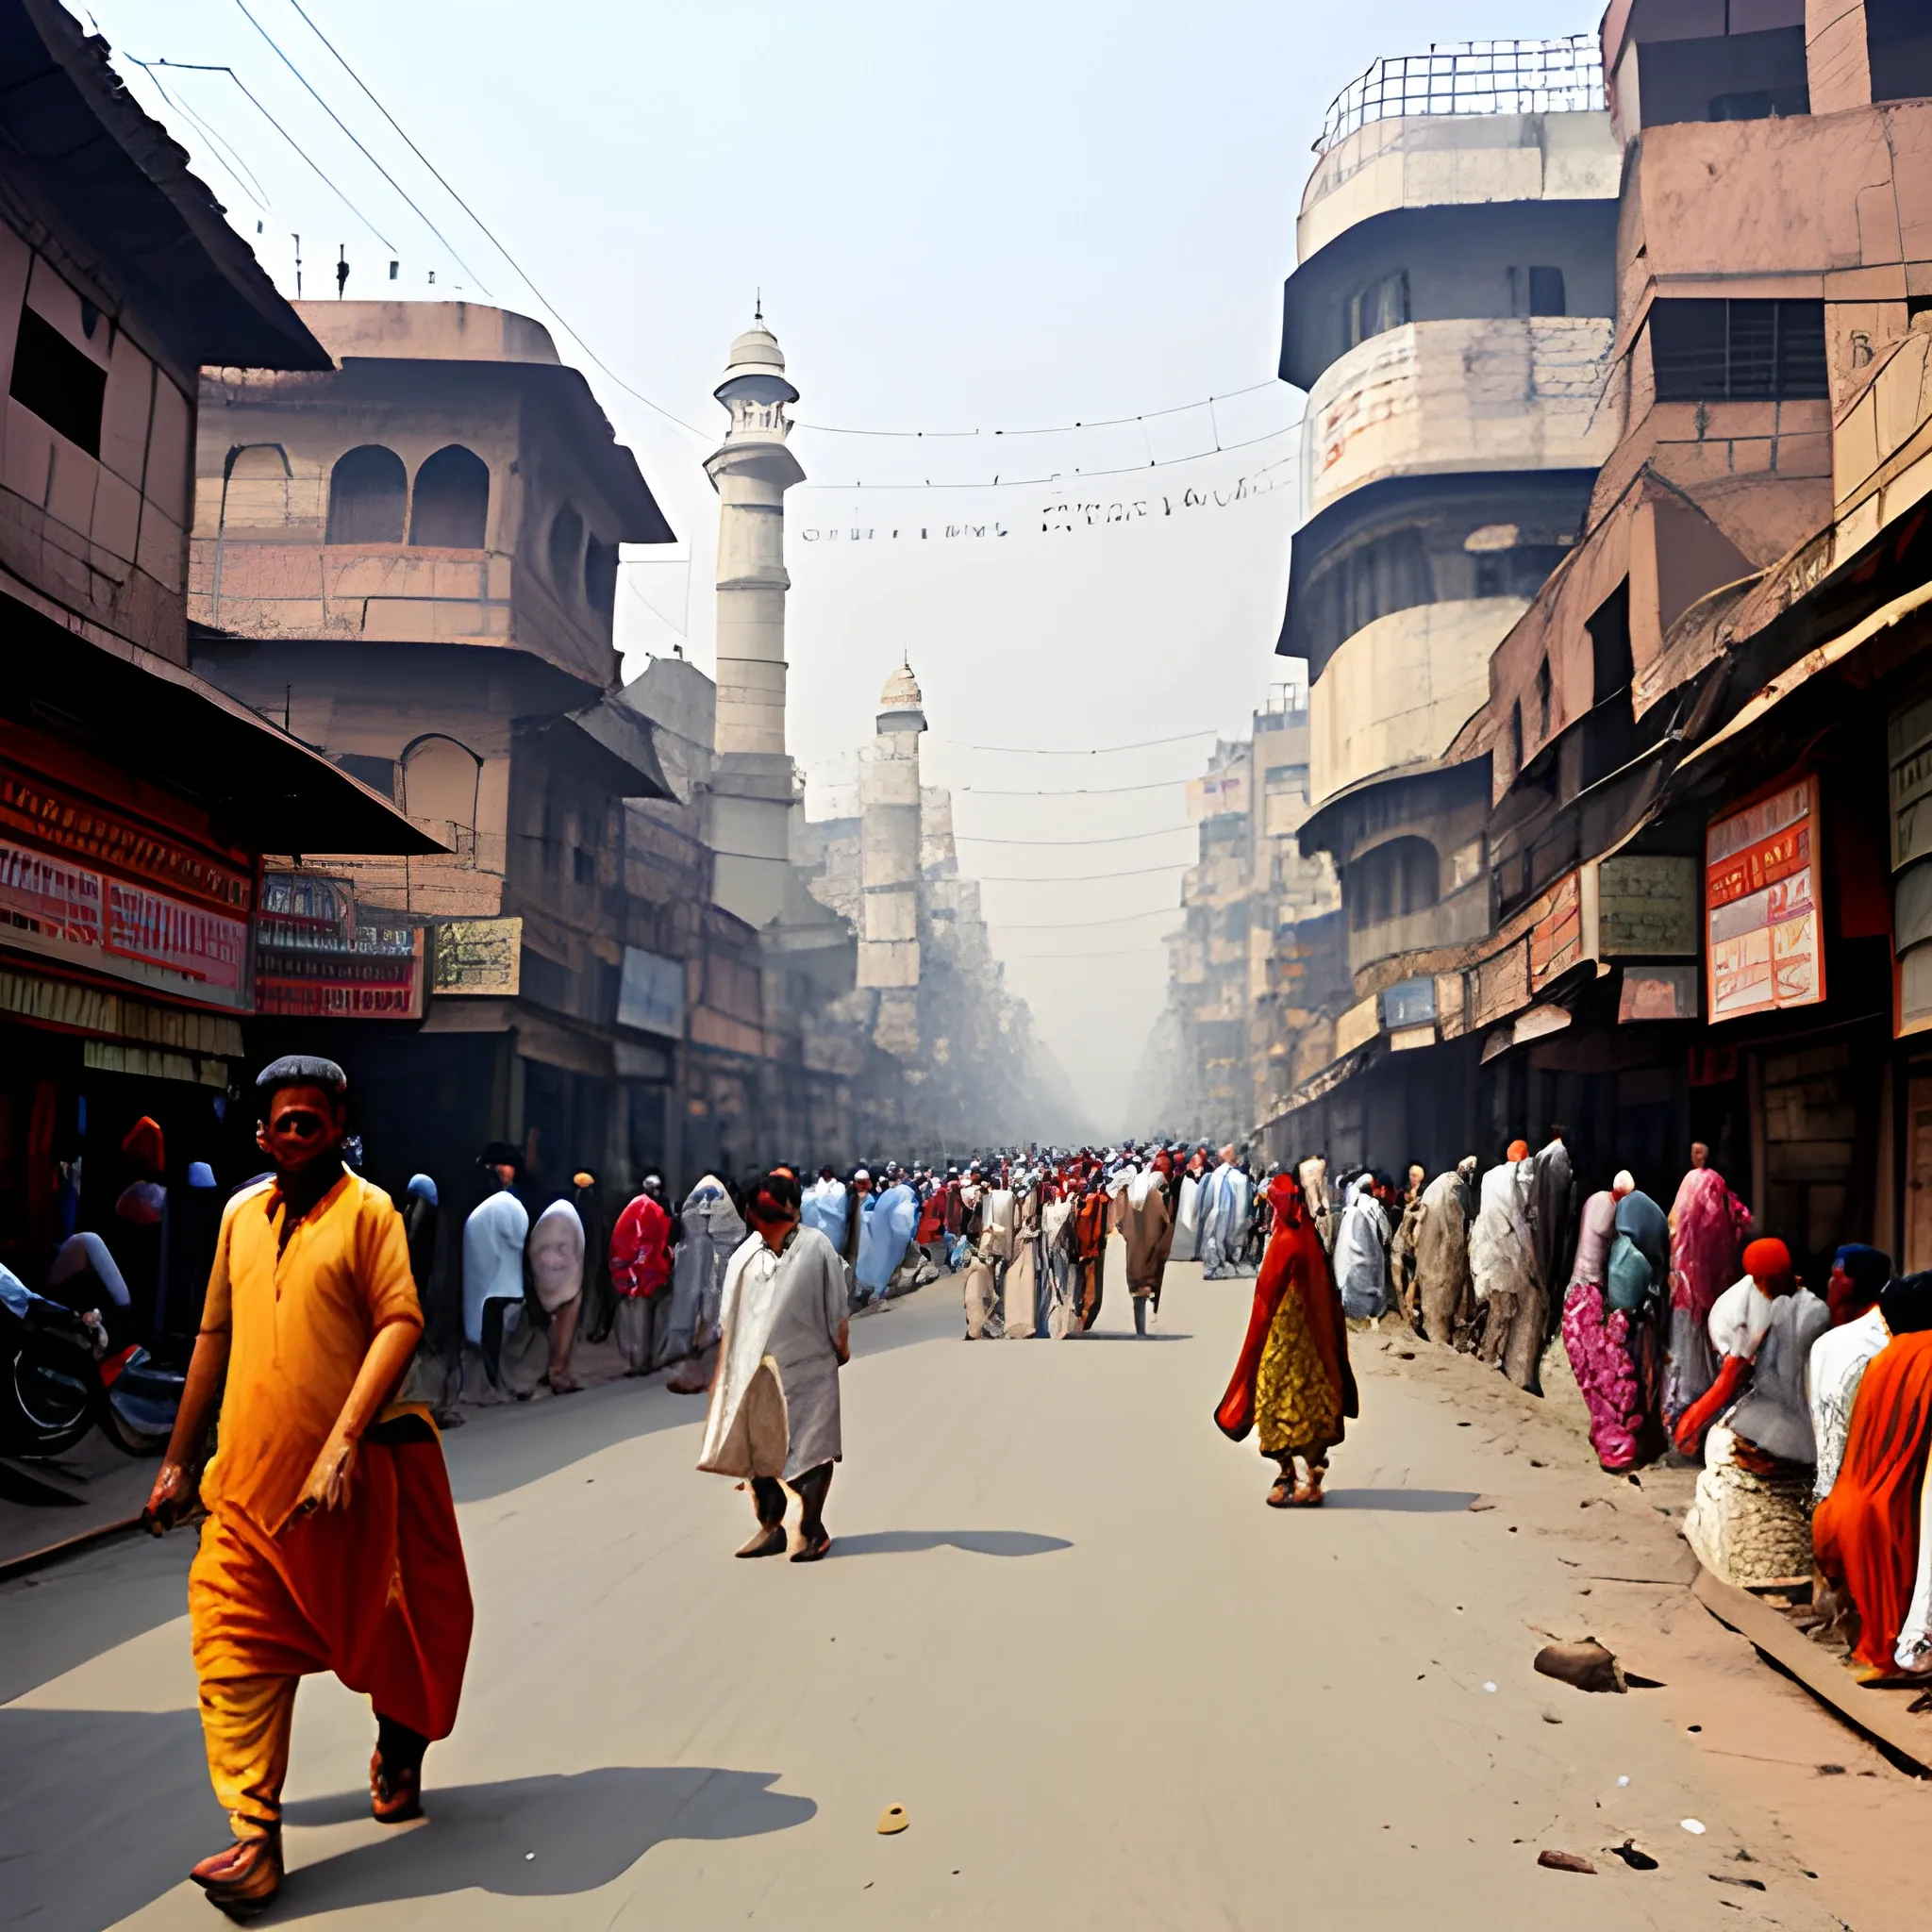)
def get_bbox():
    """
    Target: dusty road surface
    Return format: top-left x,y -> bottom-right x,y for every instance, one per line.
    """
4,1253 -> 1926,1930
